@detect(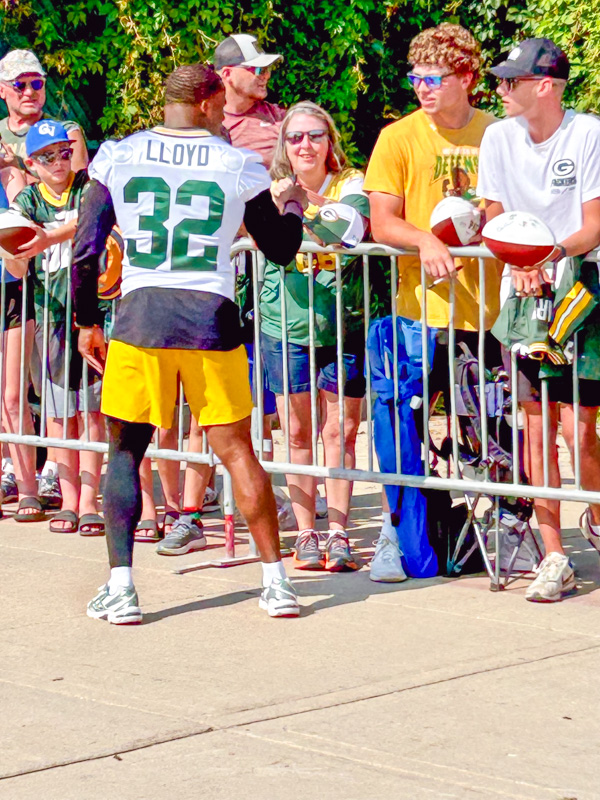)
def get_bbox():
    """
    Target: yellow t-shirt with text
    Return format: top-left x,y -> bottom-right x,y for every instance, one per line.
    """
363,108 -> 500,331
